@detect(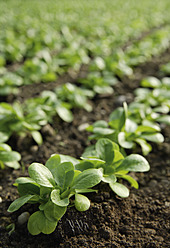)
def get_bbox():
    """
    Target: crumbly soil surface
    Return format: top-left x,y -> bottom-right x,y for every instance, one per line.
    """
0,49 -> 170,248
